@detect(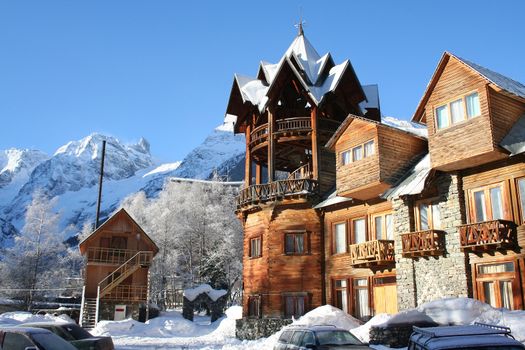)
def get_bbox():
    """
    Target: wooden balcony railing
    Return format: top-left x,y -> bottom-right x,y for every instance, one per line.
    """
287,163 -> 312,180
86,247 -> 137,265
275,117 -> 311,133
236,179 -> 318,208
459,219 -> 516,252
250,124 -> 268,145
102,285 -> 148,302
401,230 -> 446,258
349,240 -> 395,267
